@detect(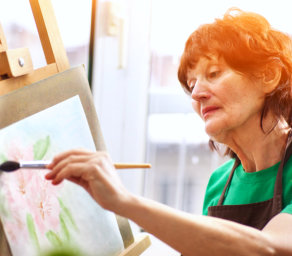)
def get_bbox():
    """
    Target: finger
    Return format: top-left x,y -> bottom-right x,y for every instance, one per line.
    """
46,153 -> 92,180
47,149 -> 91,169
51,162 -> 86,185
